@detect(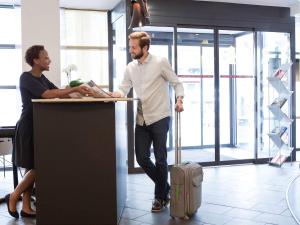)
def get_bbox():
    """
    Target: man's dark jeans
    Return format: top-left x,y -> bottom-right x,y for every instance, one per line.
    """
135,117 -> 170,200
